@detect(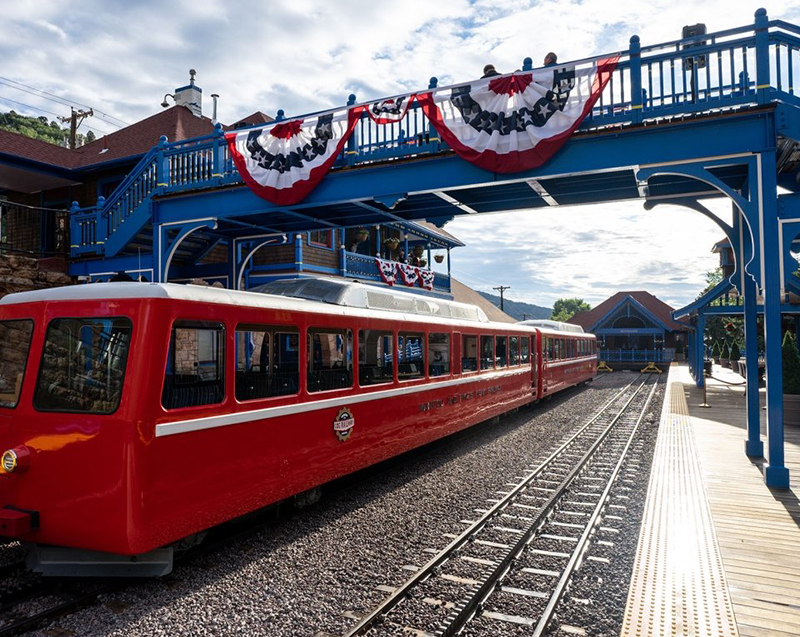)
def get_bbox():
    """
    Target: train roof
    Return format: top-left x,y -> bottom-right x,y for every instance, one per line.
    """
0,280 -> 512,327
250,278 -> 489,322
517,319 -> 585,333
